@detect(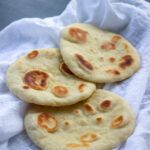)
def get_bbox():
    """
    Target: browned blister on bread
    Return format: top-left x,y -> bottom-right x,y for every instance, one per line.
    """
101,42 -> 116,51
69,27 -> 88,43
66,142 -> 90,148
23,85 -> 29,89
111,114 -> 129,128
106,69 -> 120,75
80,132 -> 98,142
51,85 -> 68,97
23,70 -> 49,90
96,116 -> 103,124
83,103 -> 95,114
109,57 -> 116,63
75,53 -> 93,71
119,55 -> 133,69
37,113 -> 58,133
78,83 -> 85,92
111,35 -> 122,43
99,100 -> 112,111
27,50 -> 39,59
